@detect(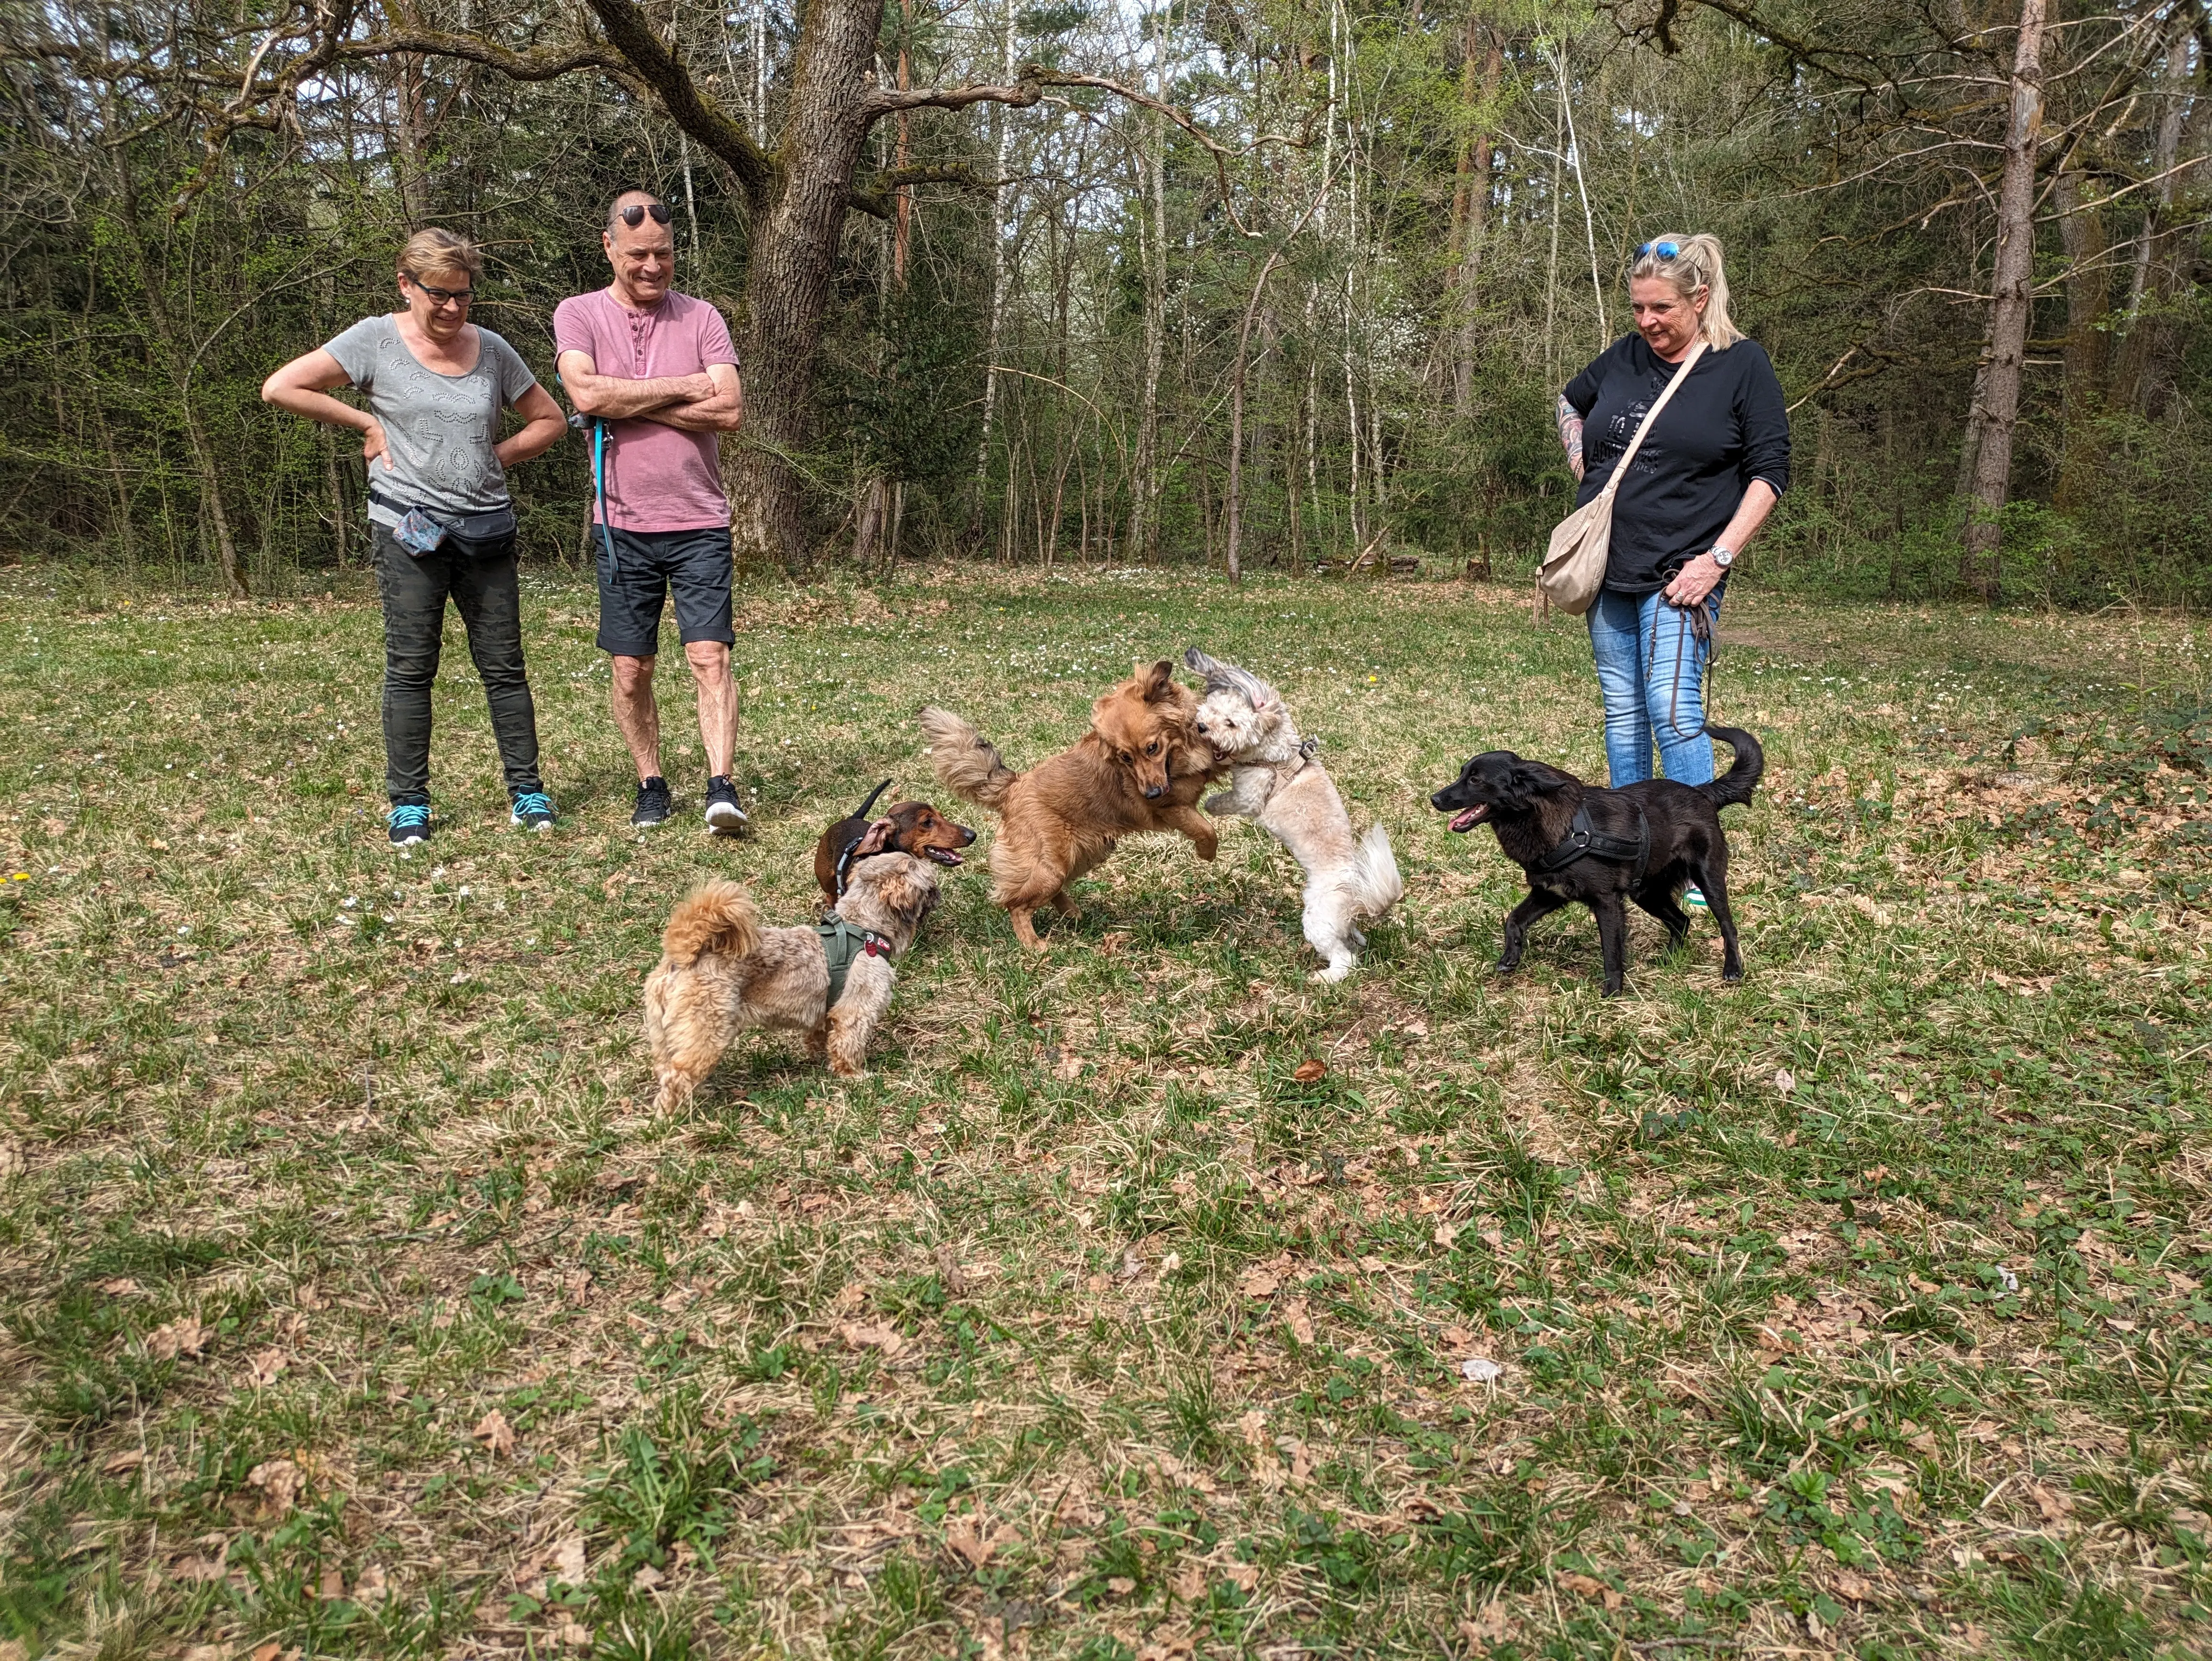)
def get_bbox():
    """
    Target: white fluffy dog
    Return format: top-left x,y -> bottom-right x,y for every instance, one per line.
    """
1185,647 -> 1403,982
